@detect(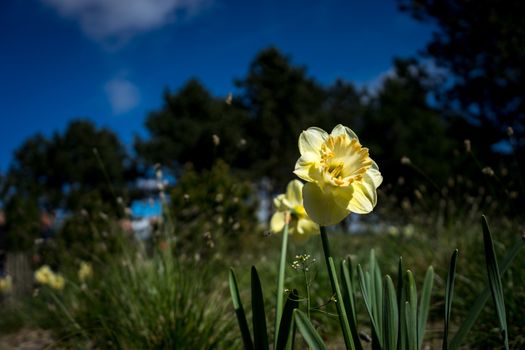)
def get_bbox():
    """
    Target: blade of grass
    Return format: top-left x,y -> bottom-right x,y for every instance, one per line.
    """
383,275 -> 398,350
274,221 -> 290,350
443,249 -> 458,350
418,266 -> 434,349
450,236 -> 524,349
252,266 -> 269,350
481,215 -> 509,349
294,309 -> 328,350
229,268 -> 254,350
276,289 -> 299,350
341,259 -> 363,350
